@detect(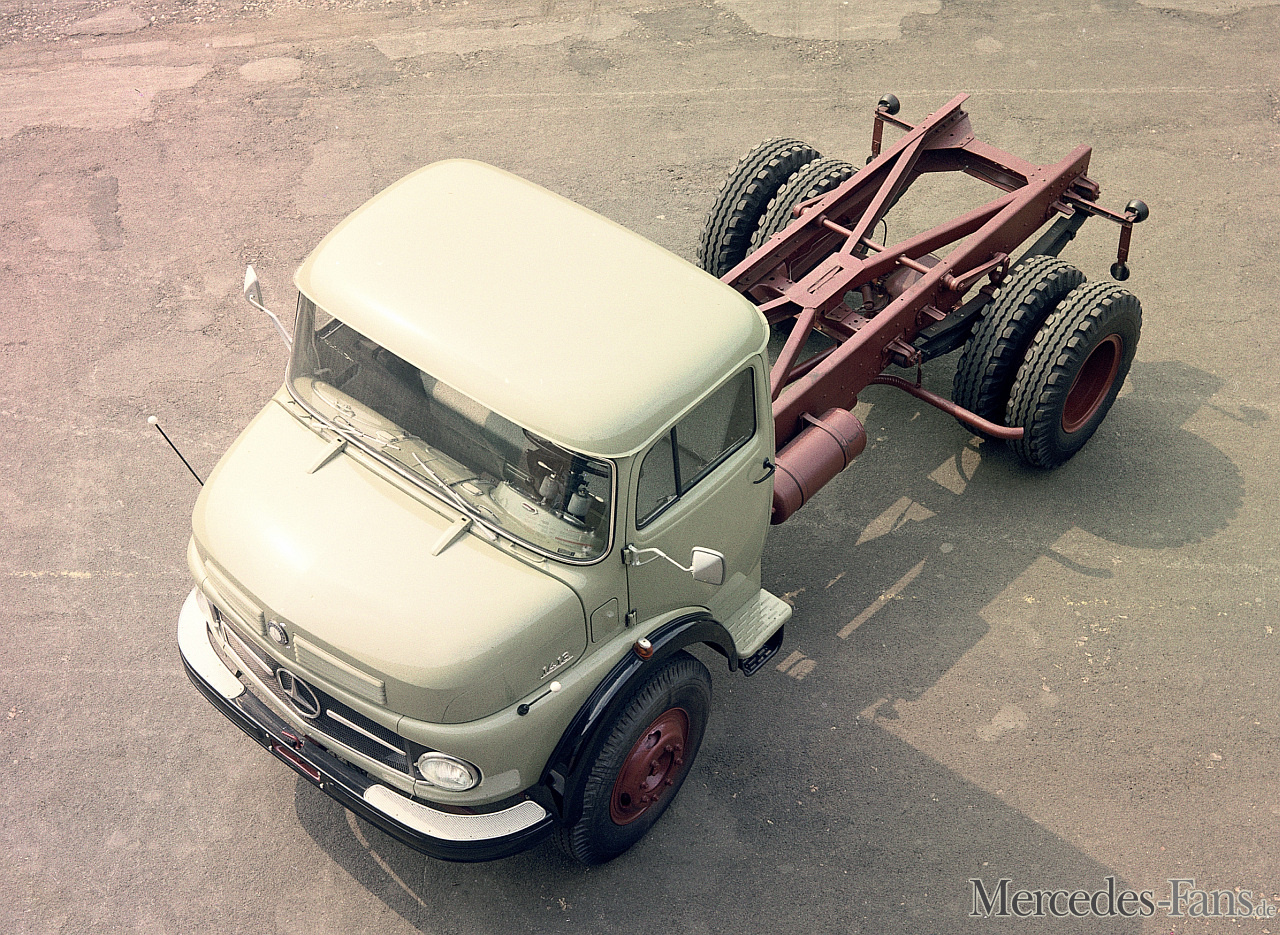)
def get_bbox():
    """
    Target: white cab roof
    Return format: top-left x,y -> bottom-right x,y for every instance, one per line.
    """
294,160 -> 767,458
